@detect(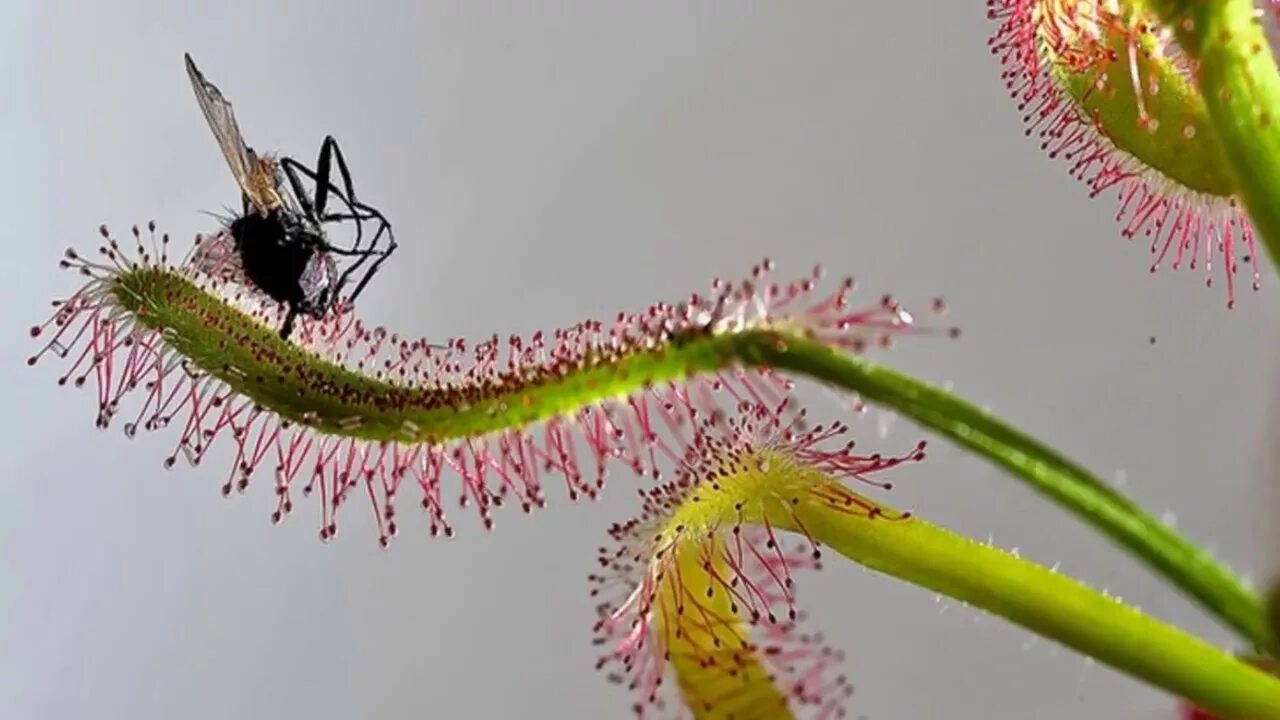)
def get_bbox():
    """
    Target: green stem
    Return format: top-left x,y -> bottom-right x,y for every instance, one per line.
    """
1149,0 -> 1280,274
793,500 -> 1280,719
733,332 -> 1273,654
